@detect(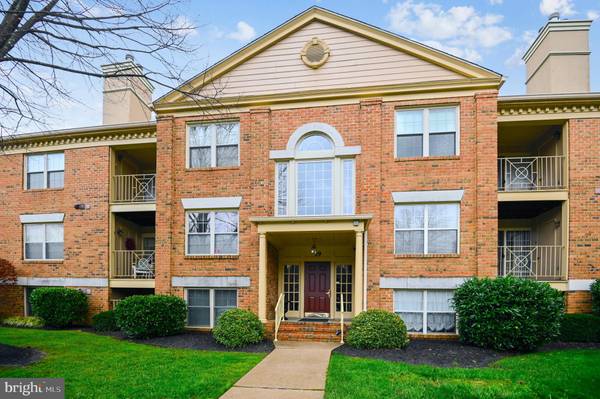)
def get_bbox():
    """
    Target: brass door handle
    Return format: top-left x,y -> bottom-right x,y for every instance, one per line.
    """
326,290 -> 331,297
